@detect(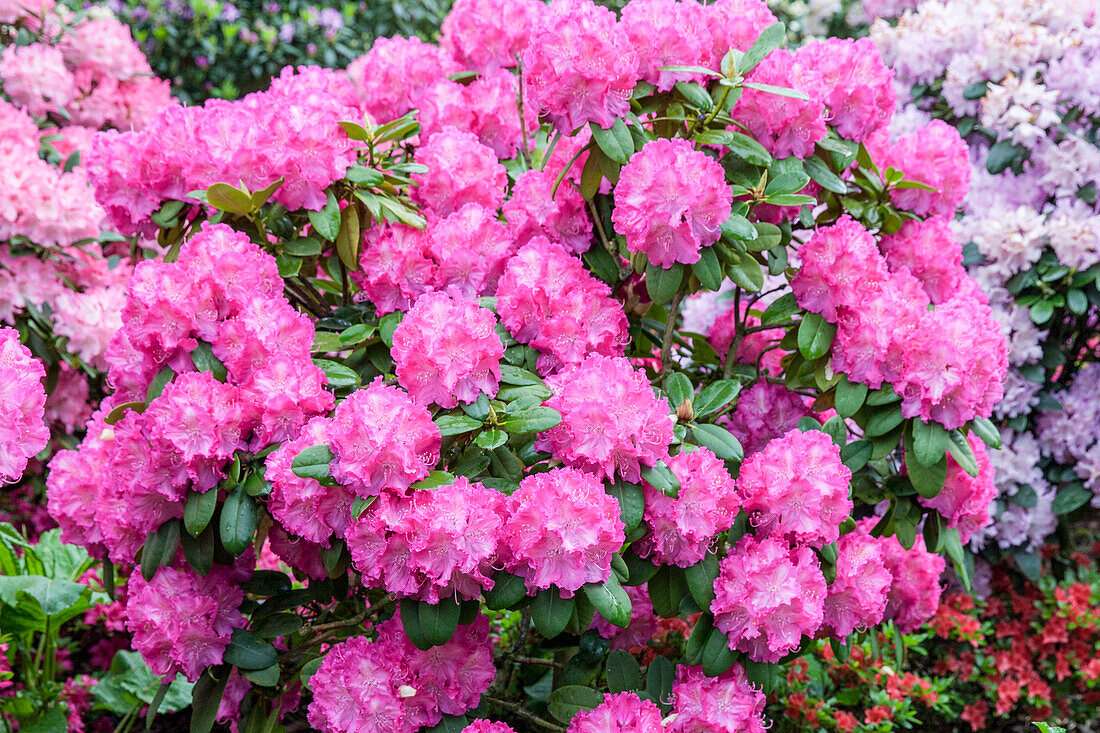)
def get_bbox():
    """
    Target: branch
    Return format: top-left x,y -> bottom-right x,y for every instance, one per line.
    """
486,697 -> 566,732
